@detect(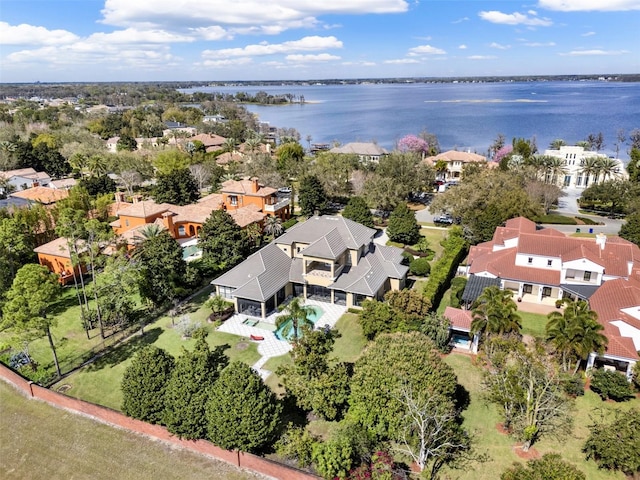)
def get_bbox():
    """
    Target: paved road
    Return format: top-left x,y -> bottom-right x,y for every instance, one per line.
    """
413,186 -> 625,235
